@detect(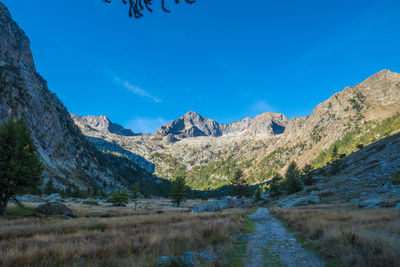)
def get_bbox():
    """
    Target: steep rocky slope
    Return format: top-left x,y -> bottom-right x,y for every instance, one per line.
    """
71,113 -> 158,172
0,2 -> 161,193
